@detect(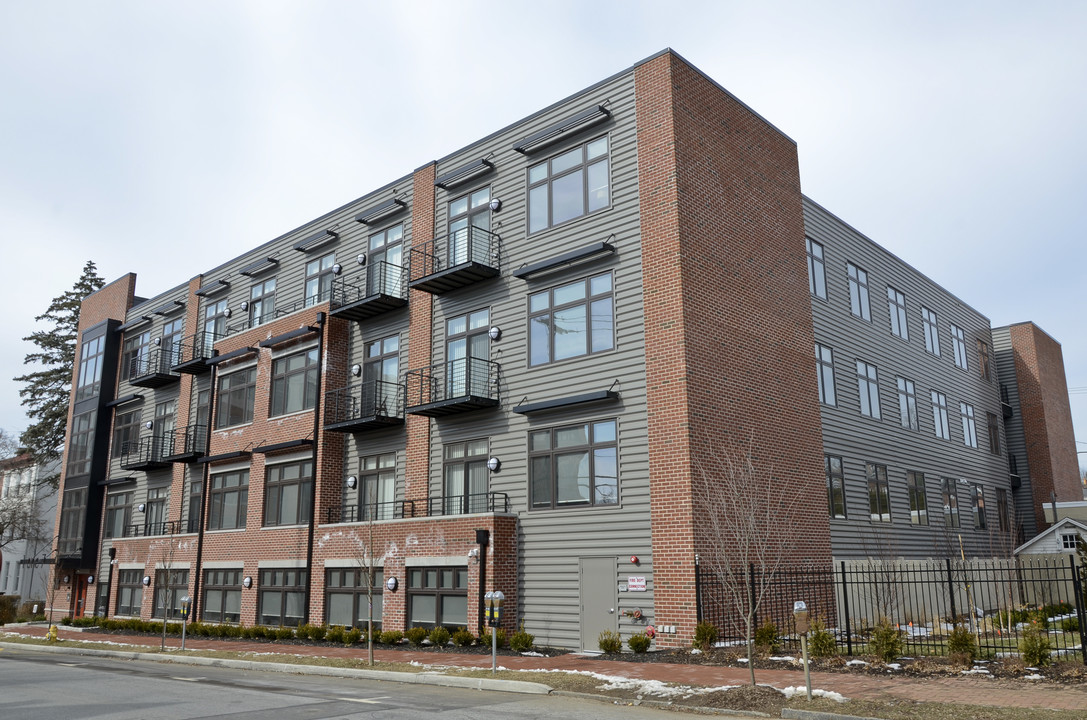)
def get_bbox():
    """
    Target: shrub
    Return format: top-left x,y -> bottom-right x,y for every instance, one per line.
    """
693,621 -> 718,651
509,625 -> 535,653
60,616 -> 73,626
1060,616 -> 1080,633
807,619 -> 837,658
379,630 -> 403,645
754,622 -> 780,655
480,627 -> 507,648
405,626 -> 428,646
310,624 -> 328,641
946,624 -> 977,664
325,625 -> 345,643
275,626 -> 295,641
628,633 -> 652,653
428,626 -> 451,646
0,595 -> 20,625
598,629 -> 622,654
868,617 -> 903,662
1019,621 -> 1052,667
451,627 -> 474,647
71,616 -> 98,628
18,600 -> 43,618
343,627 -> 363,645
